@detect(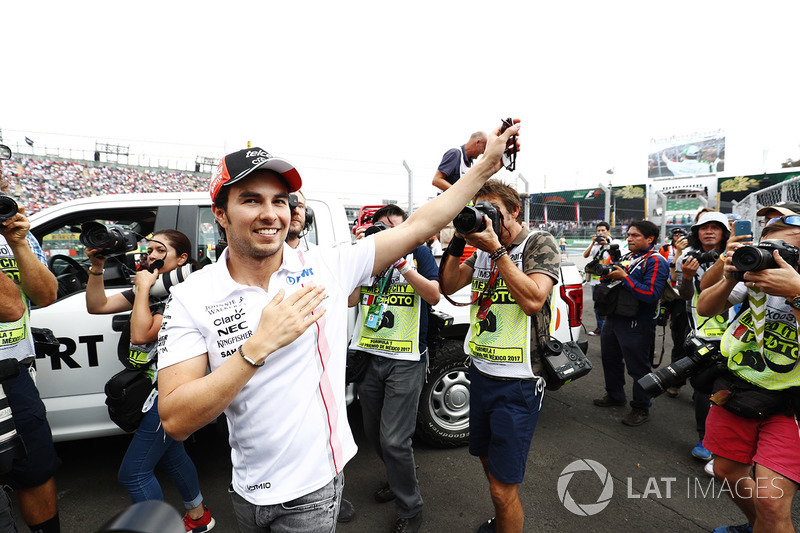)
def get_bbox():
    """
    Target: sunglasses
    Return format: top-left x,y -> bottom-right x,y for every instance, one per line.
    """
766,215 -> 800,227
